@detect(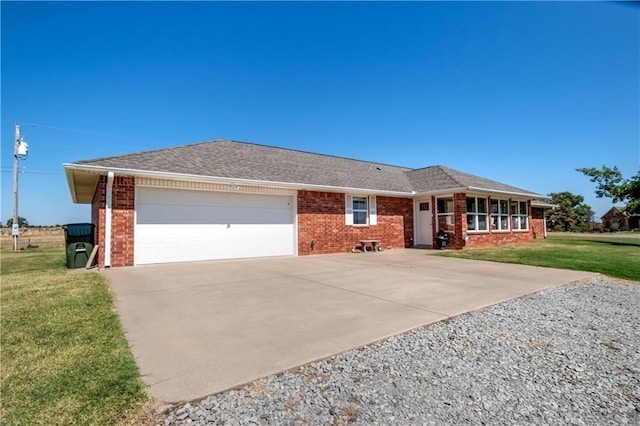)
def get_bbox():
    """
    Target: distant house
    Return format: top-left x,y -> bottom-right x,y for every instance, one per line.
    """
64,139 -> 550,267
601,207 -> 640,231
